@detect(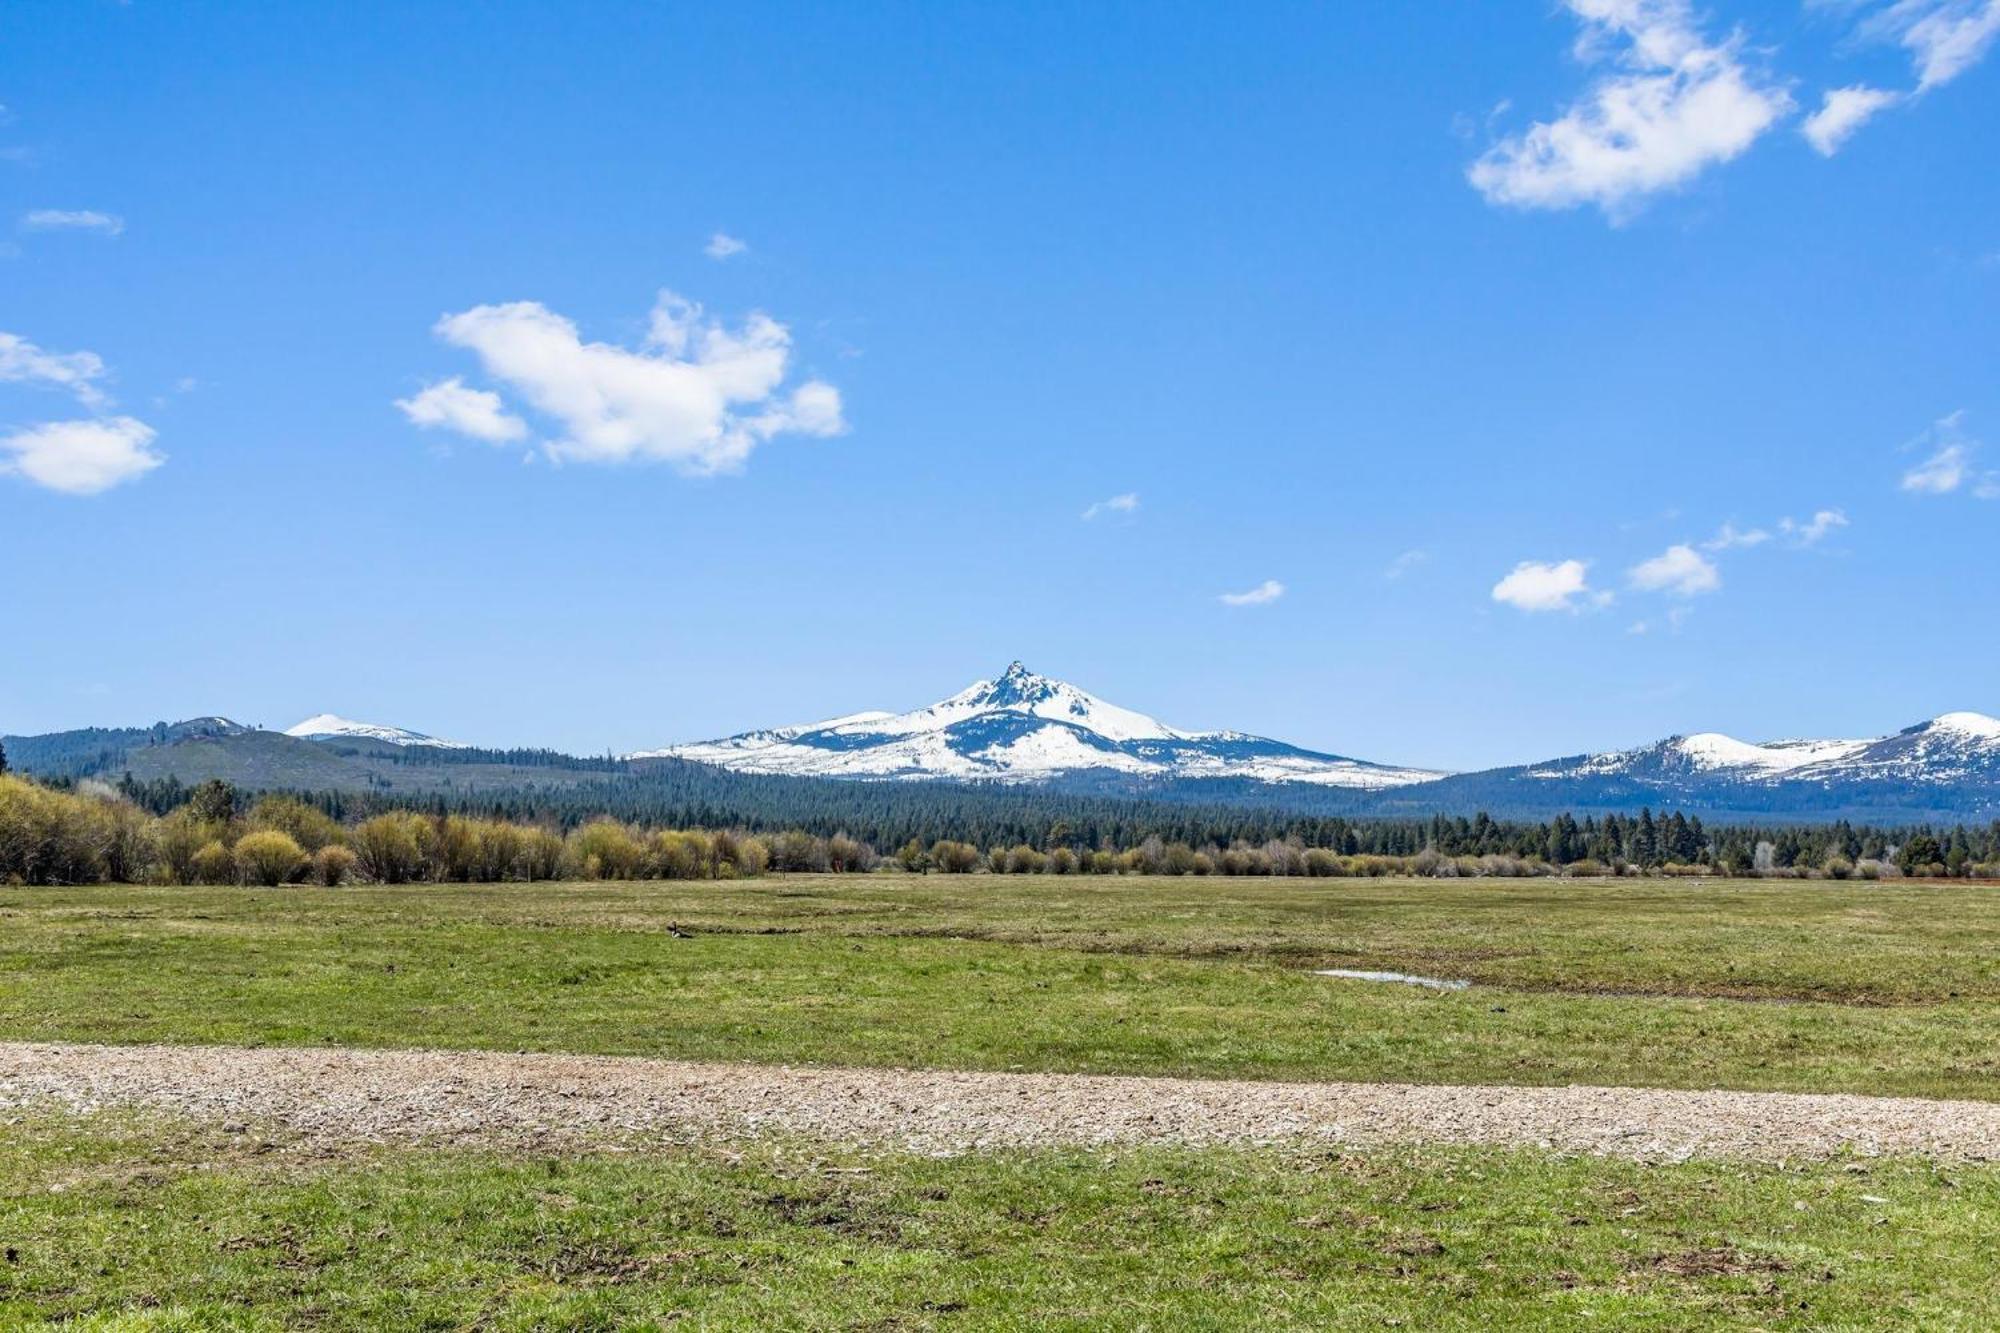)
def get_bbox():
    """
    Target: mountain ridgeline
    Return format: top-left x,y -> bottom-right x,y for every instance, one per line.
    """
6,663 -> 1998,824
640,661 -> 1444,790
